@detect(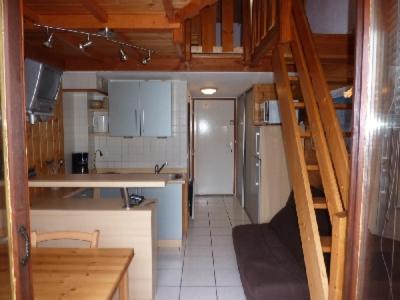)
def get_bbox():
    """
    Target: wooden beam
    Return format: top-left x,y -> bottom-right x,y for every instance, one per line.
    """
79,0 -> 108,23
175,0 -> 218,21
242,0 -> 251,64
24,14 -> 180,30
173,26 -> 185,61
200,4 -> 216,53
185,19 -> 192,62
162,0 -> 175,22
280,0 -> 292,43
251,25 -> 279,65
221,0 -> 234,52
23,5 -> 40,23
